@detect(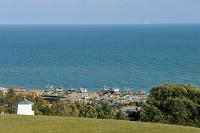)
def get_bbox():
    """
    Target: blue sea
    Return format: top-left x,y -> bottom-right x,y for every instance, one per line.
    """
0,24 -> 200,91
